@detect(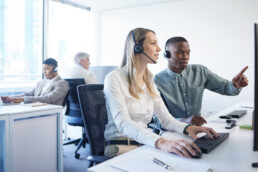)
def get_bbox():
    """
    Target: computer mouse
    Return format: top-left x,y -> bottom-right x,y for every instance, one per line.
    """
187,149 -> 202,159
